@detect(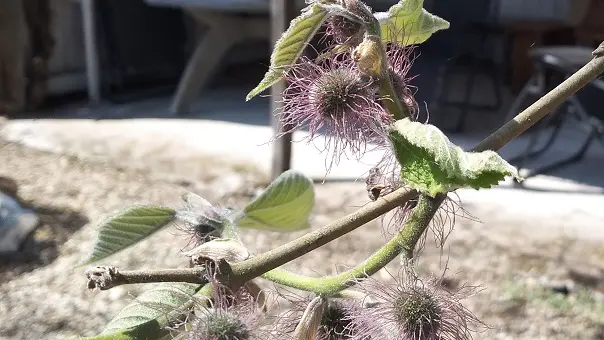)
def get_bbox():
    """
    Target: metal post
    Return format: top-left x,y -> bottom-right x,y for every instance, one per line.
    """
269,0 -> 297,180
81,0 -> 101,104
